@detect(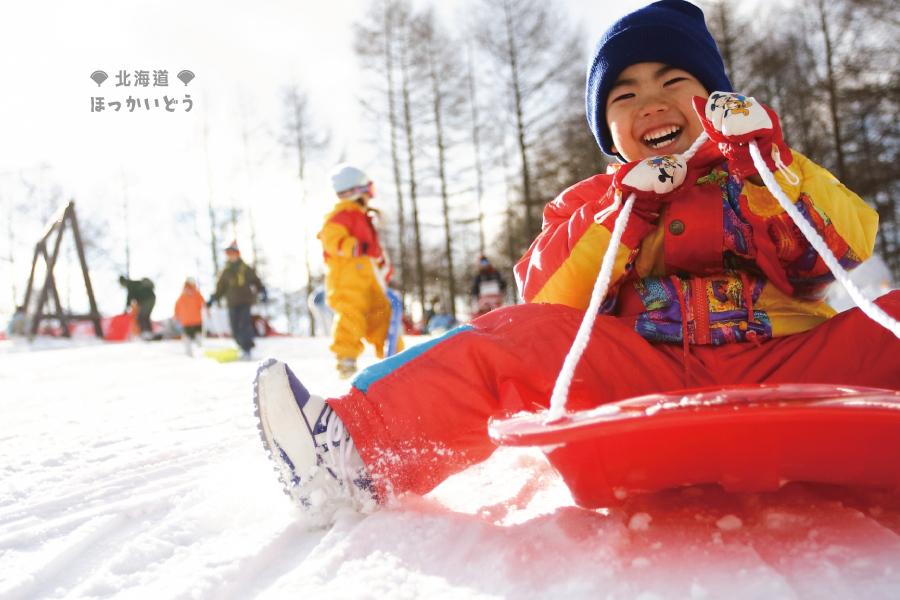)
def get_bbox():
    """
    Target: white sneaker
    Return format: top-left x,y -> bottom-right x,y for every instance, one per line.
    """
254,359 -> 376,523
